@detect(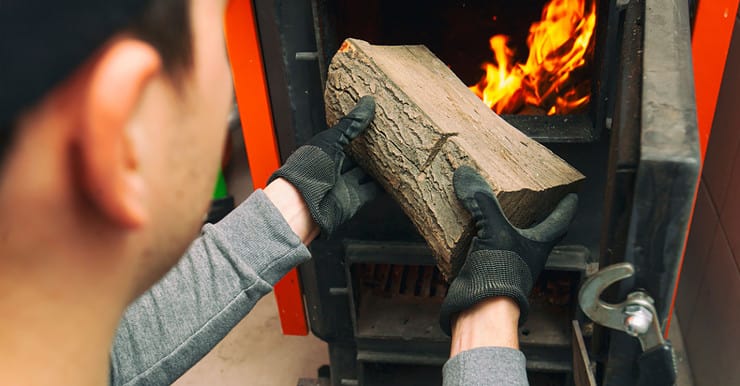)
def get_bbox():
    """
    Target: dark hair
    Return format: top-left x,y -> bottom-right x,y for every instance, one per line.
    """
0,0 -> 193,163
130,0 -> 193,81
